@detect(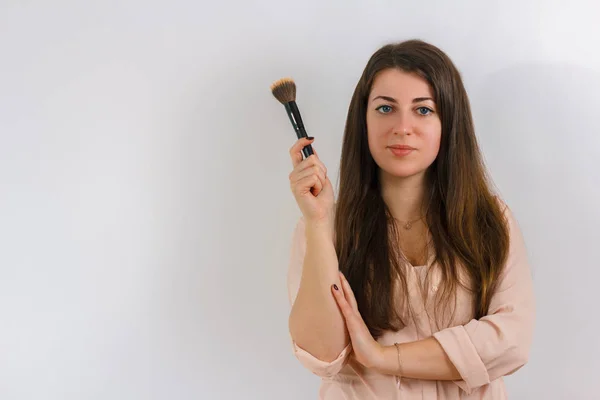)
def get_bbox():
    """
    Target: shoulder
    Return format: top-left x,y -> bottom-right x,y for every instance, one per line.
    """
491,195 -> 528,265
493,195 -> 521,231
493,194 -> 509,215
